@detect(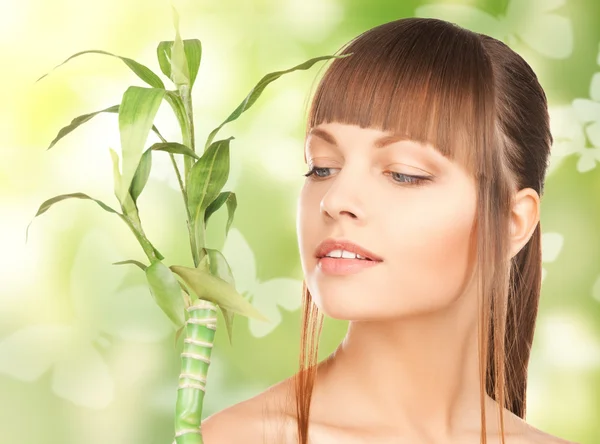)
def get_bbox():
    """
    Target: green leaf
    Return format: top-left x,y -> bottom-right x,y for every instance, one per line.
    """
47,104 -> 167,151
117,86 -> 166,205
163,91 -> 190,144
204,53 -> 352,150
25,192 -> 122,243
109,148 -> 138,215
112,259 -> 148,271
187,137 -> 232,230
36,49 -> 165,89
204,191 -> 237,237
128,141 -> 202,205
25,190 -> 165,261
147,142 -> 200,160
224,193 -> 237,236
177,281 -> 193,311
152,247 -> 165,262
219,305 -> 236,346
145,261 -> 186,328
157,39 -> 202,88
109,148 -> 122,195
203,248 -> 238,345
156,42 -> 172,80
170,264 -> 269,322
129,148 -> 152,203
46,104 -> 119,150
183,40 -> 201,88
